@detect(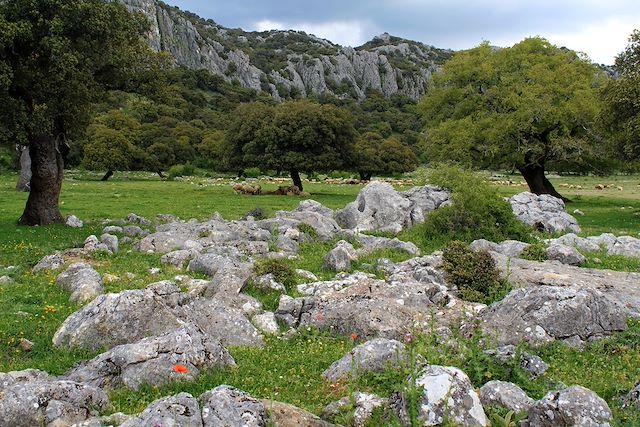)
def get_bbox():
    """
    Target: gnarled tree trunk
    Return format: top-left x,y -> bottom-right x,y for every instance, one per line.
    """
290,169 -> 303,192
518,160 -> 570,203
101,170 -> 114,181
15,145 -> 32,192
359,171 -> 373,181
18,134 -> 64,225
